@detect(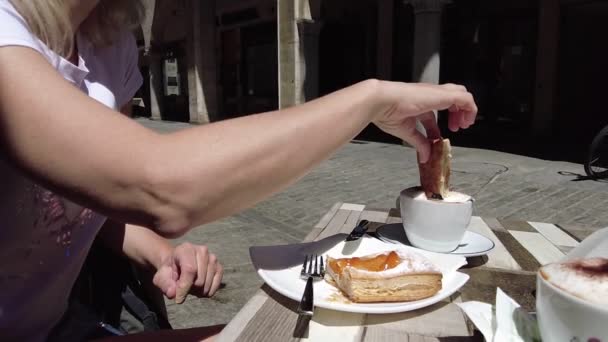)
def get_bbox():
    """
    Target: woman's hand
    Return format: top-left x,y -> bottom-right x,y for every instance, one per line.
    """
371,82 -> 477,163
152,242 -> 223,303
